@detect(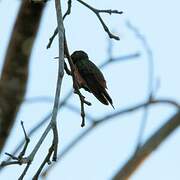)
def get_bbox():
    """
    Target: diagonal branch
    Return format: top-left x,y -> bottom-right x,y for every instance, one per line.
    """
112,111 -> 180,180
47,0 -> 122,49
